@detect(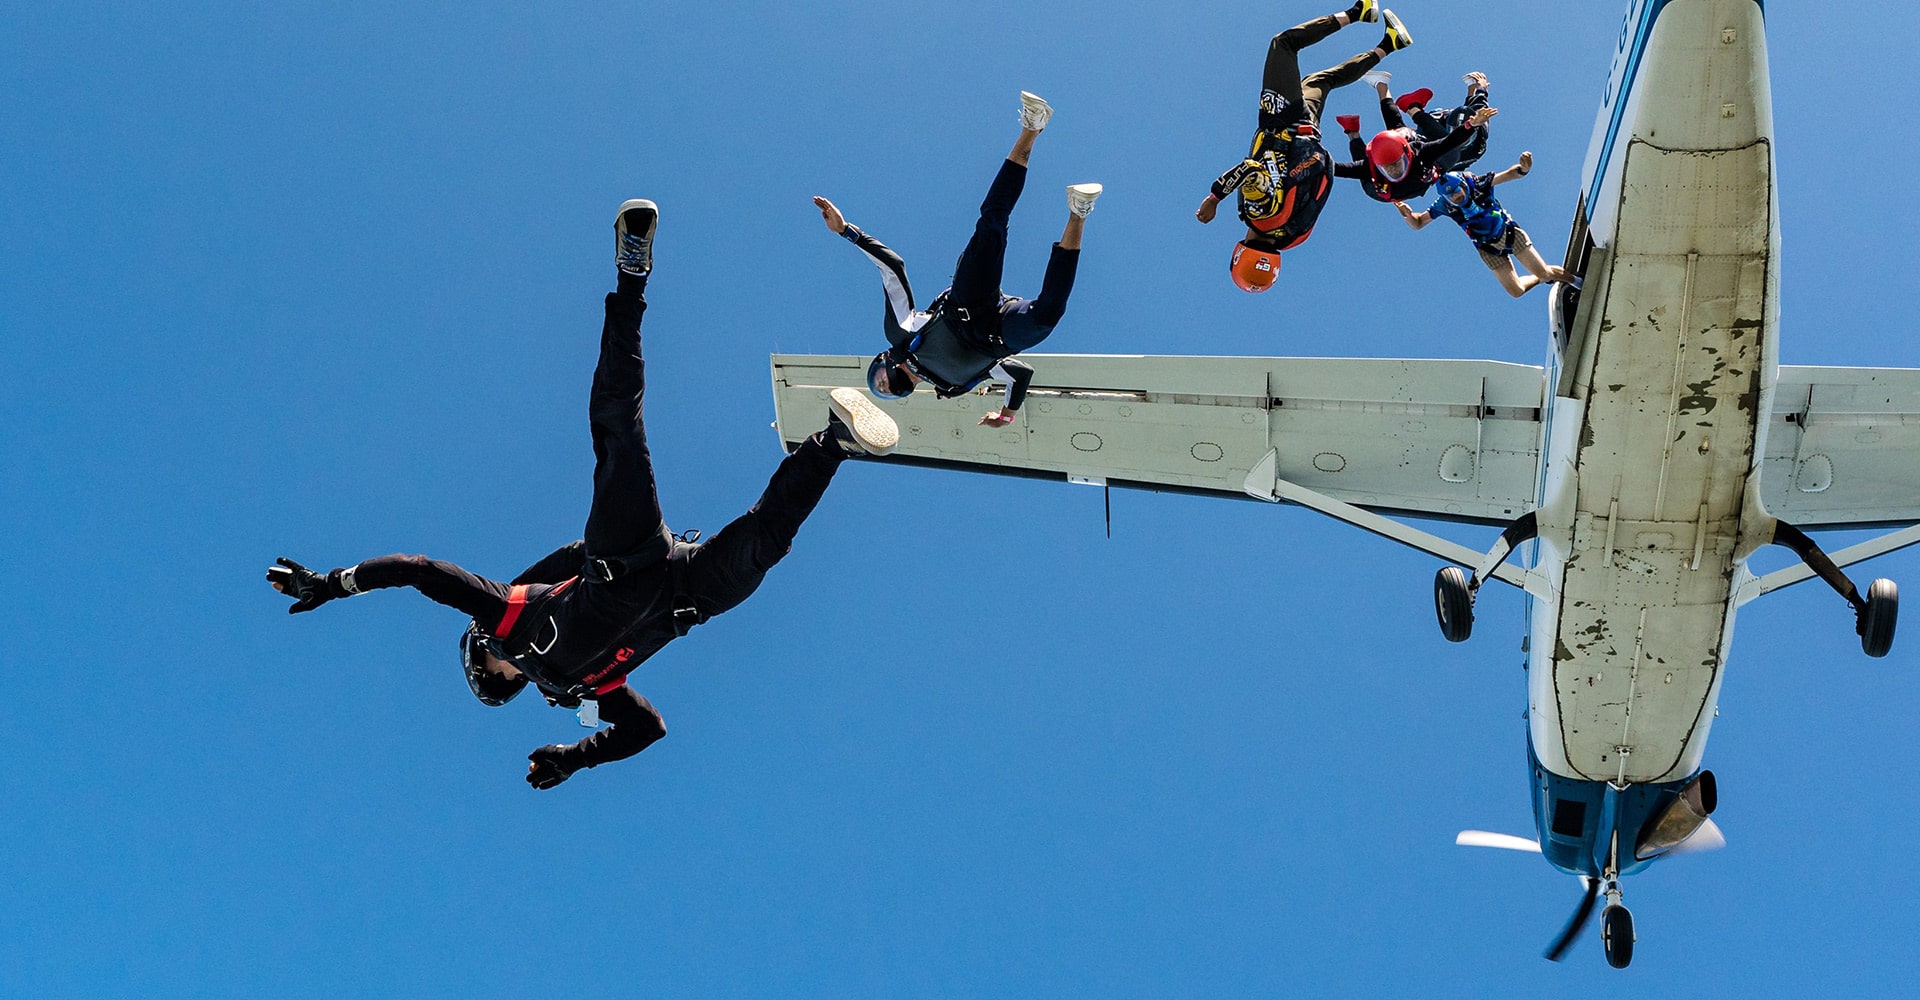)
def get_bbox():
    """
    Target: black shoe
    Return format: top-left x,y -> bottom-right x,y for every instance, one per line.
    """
1350,0 -> 1379,23
615,199 -> 657,277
